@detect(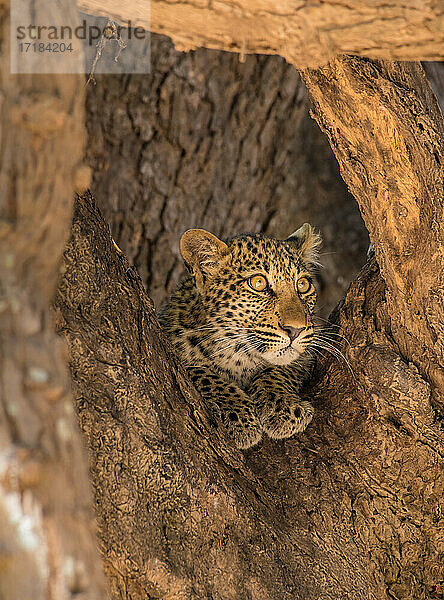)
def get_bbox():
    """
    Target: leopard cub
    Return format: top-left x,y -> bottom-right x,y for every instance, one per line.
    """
158,224 -> 321,449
